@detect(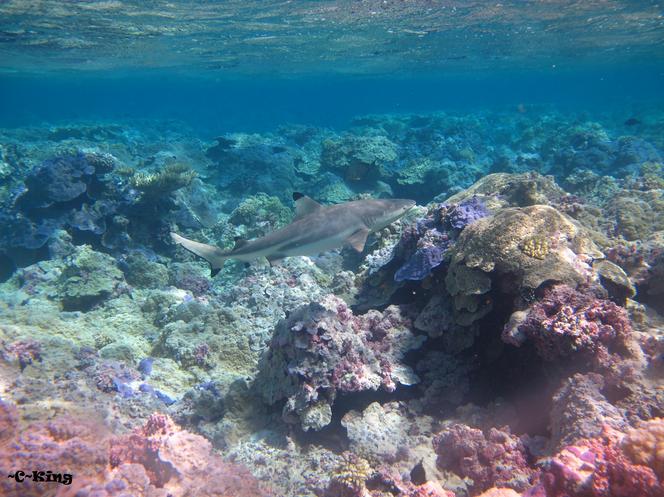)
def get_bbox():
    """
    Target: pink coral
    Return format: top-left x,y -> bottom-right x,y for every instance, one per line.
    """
109,412 -> 267,496
504,284 -> 633,375
0,401 -> 267,497
2,338 -> 42,370
540,427 -> 663,497
0,401 -> 109,497
433,423 -> 536,493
